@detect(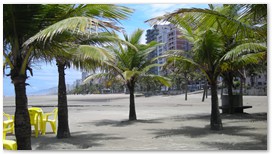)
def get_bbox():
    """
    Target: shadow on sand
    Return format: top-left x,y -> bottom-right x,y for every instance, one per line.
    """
148,125 -> 256,138
202,135 -> 267,150
91,119 -> 163,127
170,112 -> 267,123
147,125 -> 266,150
32,112 -> 266,150
145,112 -> 267,150
32,131 -> 125,150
